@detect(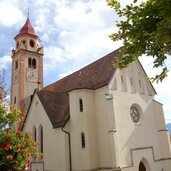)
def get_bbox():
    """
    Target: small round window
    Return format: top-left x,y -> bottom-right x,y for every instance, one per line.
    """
130,106 -> 140,123
30,40 -> 35,47
22,40 -> 26,44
